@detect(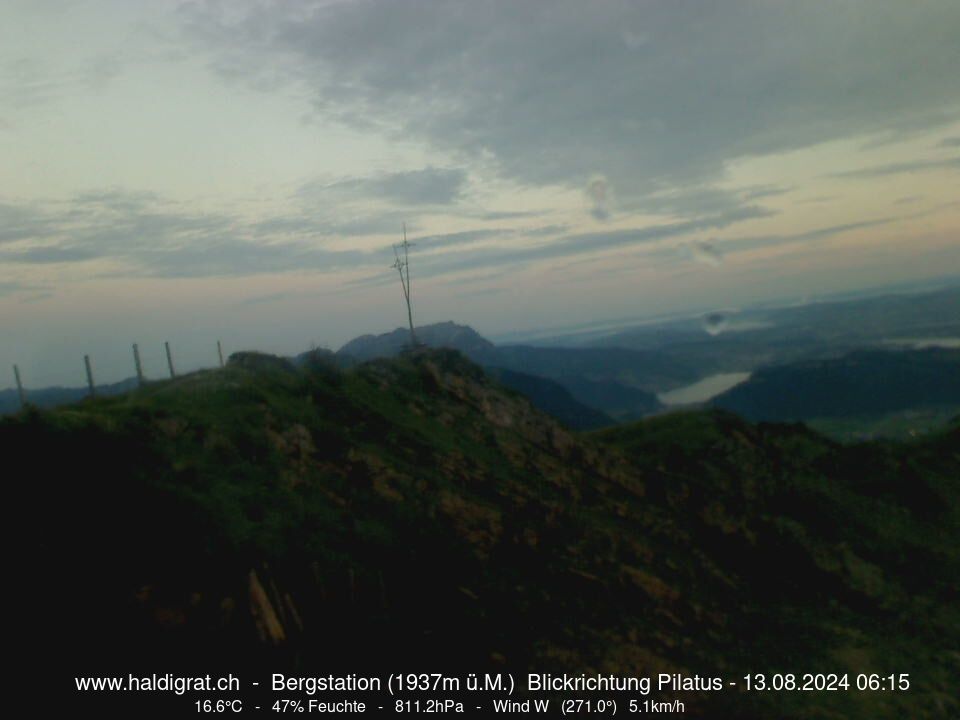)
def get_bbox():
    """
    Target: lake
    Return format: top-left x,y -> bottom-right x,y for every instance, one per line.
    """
658,372 -> 751,406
